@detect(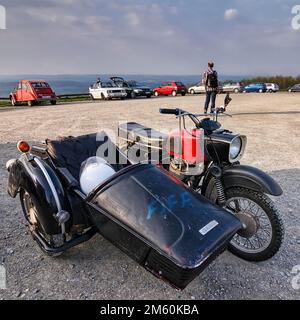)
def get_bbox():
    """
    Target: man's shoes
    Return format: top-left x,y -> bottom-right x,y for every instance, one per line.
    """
211,108 -> 215,113
204,110 -> 208,114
